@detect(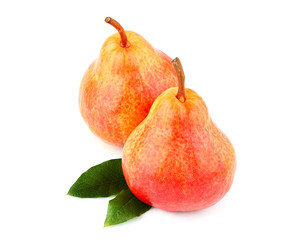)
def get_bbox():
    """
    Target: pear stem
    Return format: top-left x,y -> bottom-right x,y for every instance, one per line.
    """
172,57 -> 186,102
105,17 -> 130,48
